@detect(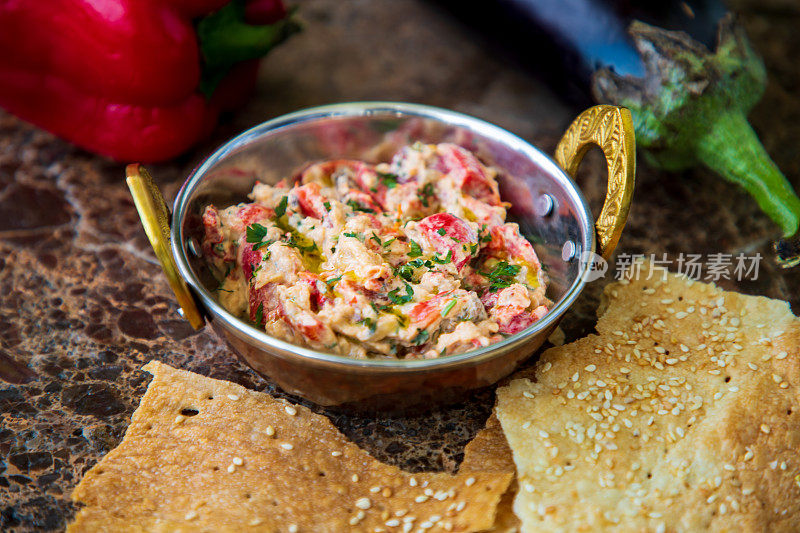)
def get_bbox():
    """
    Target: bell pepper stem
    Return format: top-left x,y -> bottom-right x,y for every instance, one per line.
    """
197,1 -> 300,97
694,111 -> 800,237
